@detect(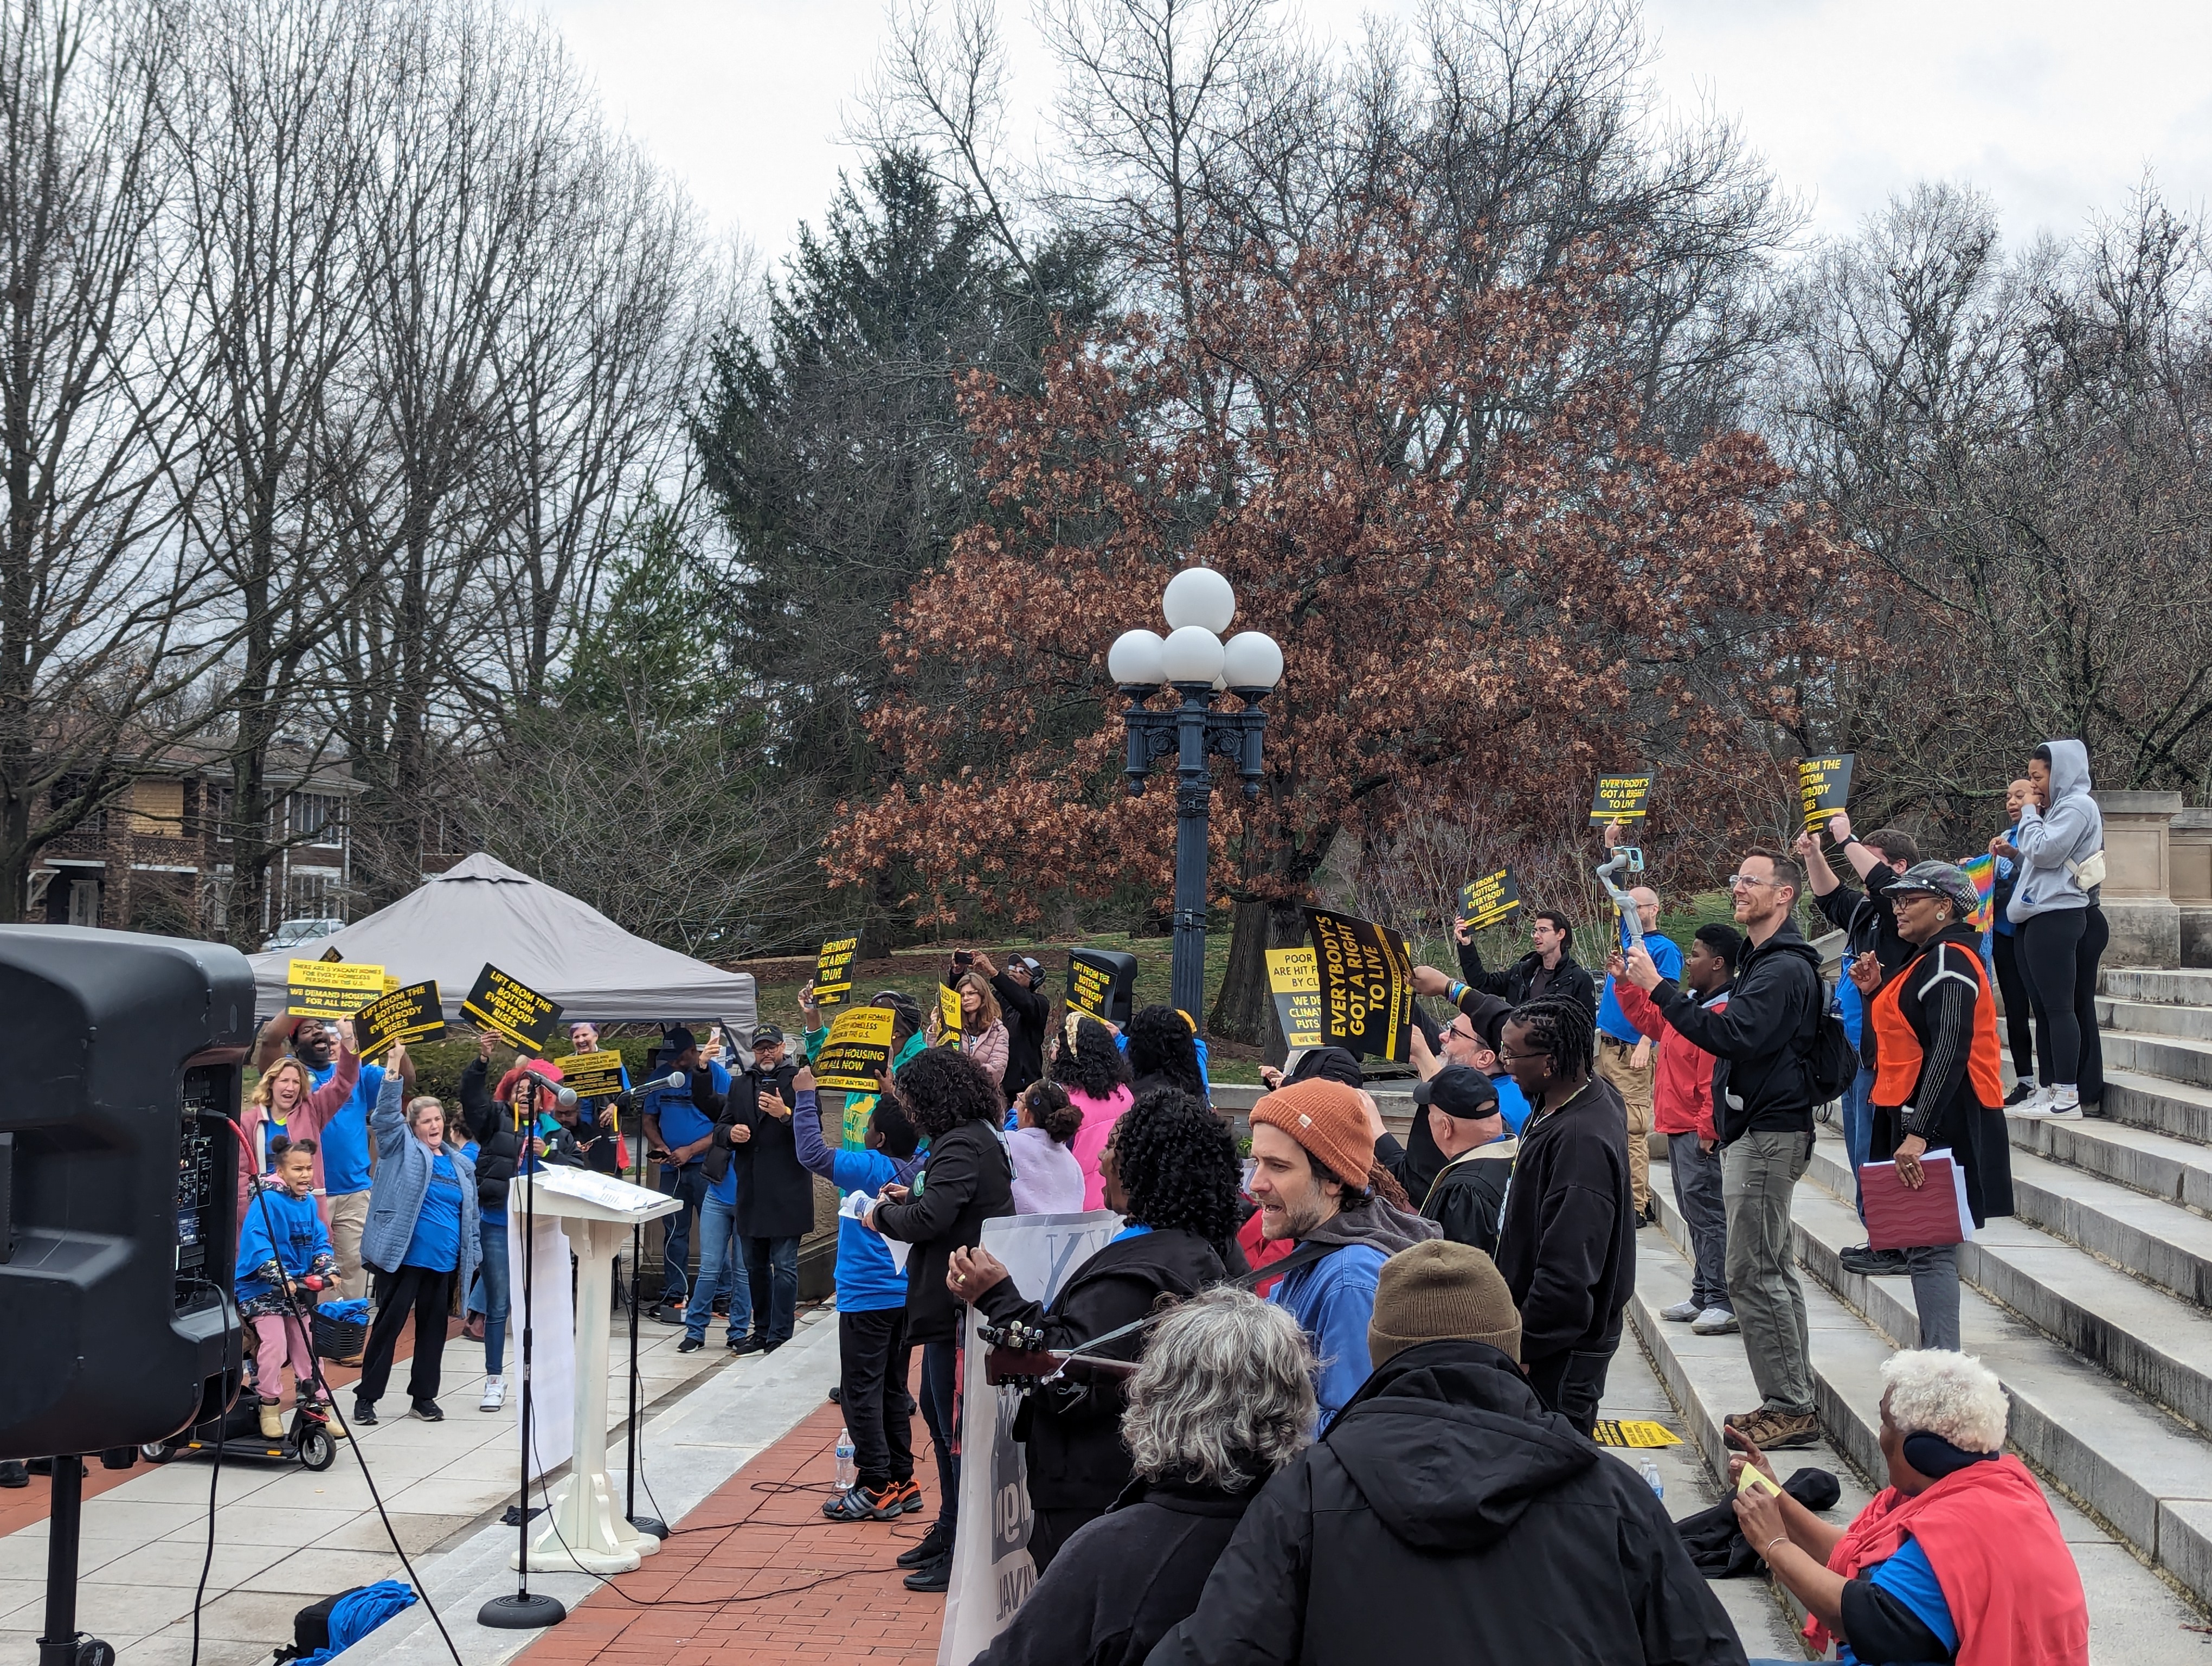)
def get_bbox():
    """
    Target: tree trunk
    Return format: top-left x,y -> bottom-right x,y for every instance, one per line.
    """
1208,896 -> 1303,1058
